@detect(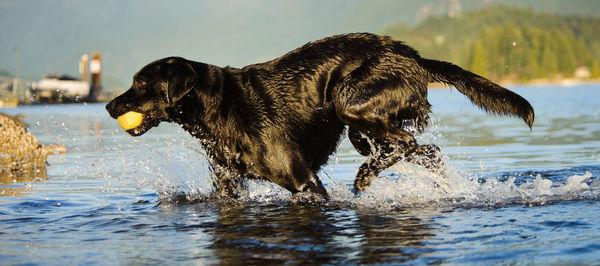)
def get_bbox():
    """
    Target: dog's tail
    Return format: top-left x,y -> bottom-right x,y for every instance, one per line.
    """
420,58 -> 534,128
